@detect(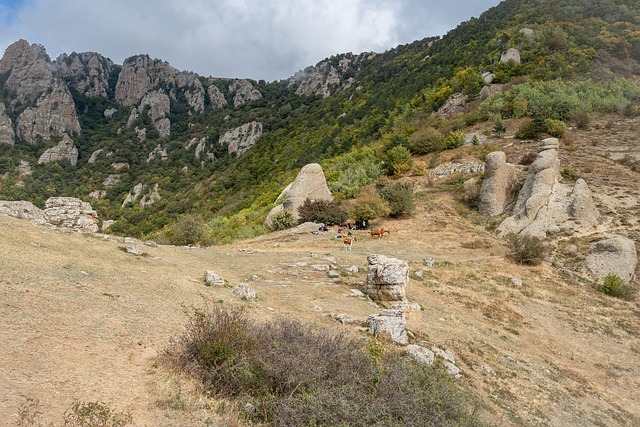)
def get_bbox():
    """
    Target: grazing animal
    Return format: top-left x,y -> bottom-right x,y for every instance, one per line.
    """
343,236 -> 357,250
369,228 -> 391,239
